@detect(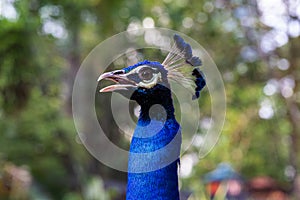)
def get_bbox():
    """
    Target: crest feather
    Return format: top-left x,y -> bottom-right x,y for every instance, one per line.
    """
162,34 -> 206,99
